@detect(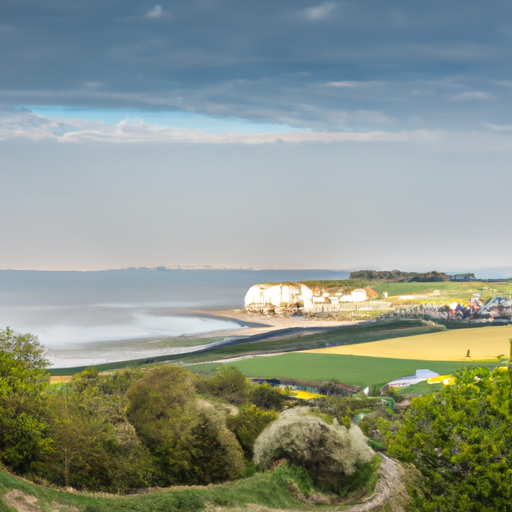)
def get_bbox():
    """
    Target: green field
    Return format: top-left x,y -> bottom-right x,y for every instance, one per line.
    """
189,353 -> 498,387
